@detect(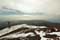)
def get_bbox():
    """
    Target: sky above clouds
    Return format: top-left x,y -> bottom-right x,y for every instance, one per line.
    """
0,0 -> 60,23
